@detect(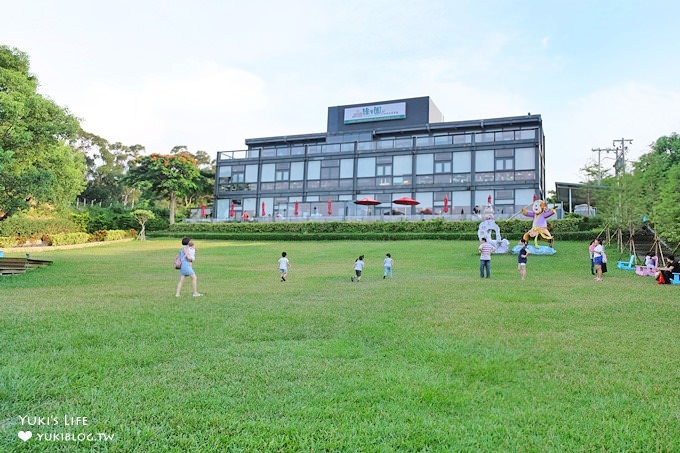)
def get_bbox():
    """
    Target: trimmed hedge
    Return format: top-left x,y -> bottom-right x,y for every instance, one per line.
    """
50,233 -> 91,246
0,230 -> 135,248
150,231 -> 483,241
167,218 -> 592,237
